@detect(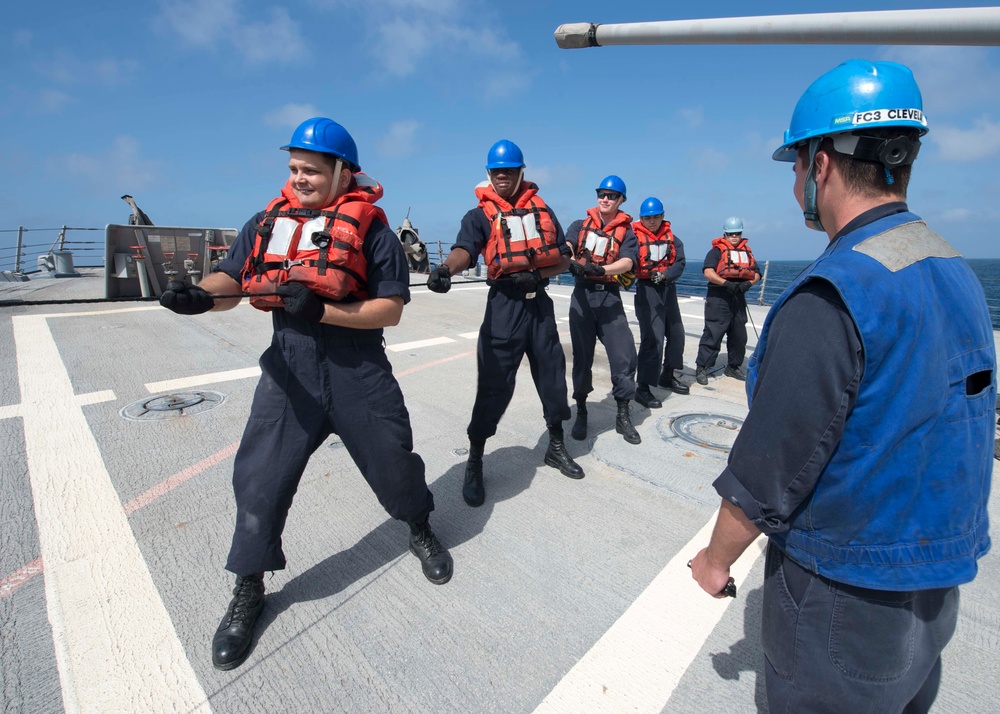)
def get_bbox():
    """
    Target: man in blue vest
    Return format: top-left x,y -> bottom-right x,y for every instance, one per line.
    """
689,60 -> 994,712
